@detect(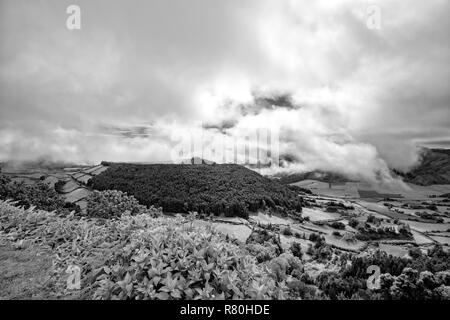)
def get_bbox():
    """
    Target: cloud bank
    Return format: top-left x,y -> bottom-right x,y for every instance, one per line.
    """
0,0 -> 449,185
